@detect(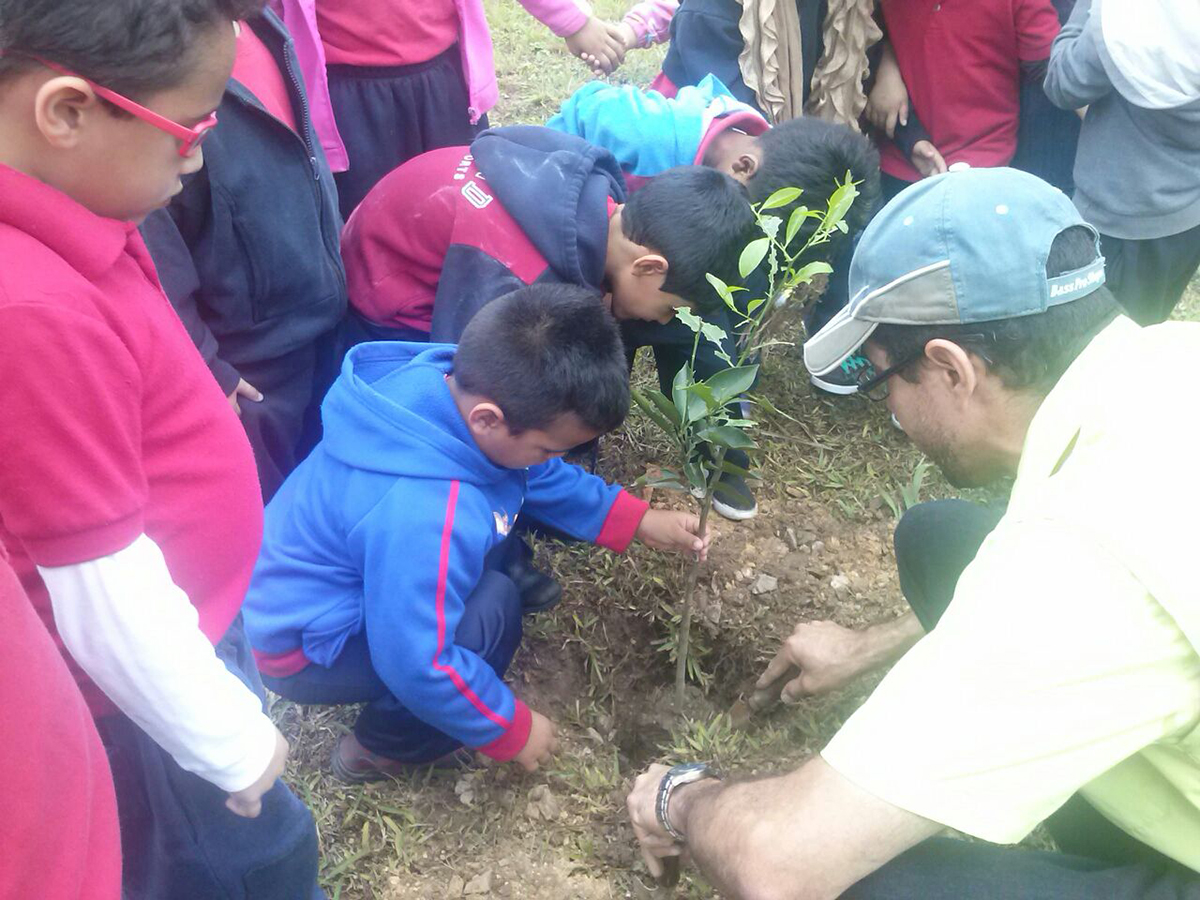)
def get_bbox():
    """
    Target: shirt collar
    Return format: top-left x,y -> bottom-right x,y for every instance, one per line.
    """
0,163 -> 133,279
